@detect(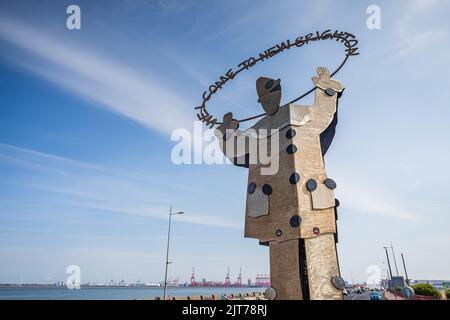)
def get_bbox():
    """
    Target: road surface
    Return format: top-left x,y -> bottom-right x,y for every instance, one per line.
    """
344,291 -> 386,300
